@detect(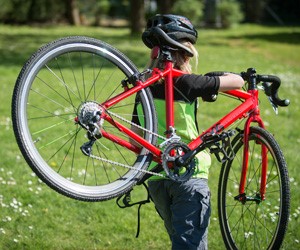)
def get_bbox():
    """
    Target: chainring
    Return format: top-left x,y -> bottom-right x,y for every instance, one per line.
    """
162,141 -> 195,182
